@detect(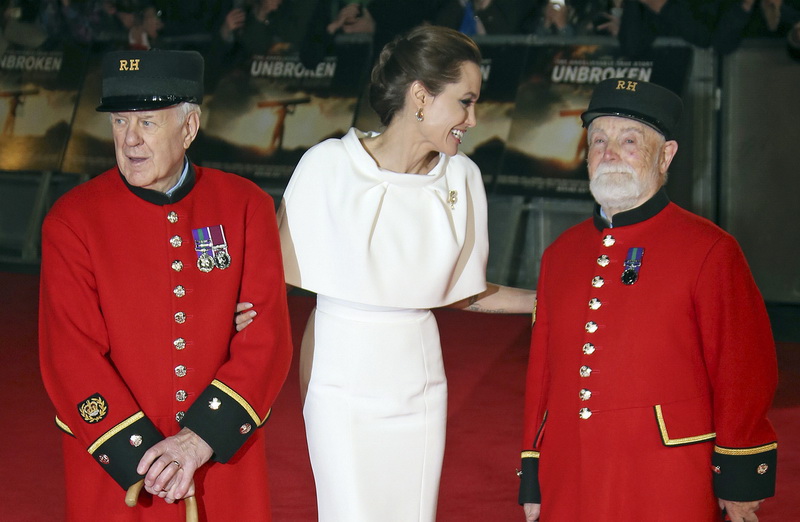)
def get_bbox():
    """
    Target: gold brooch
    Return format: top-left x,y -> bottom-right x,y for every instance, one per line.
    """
448,190 -> 458,210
